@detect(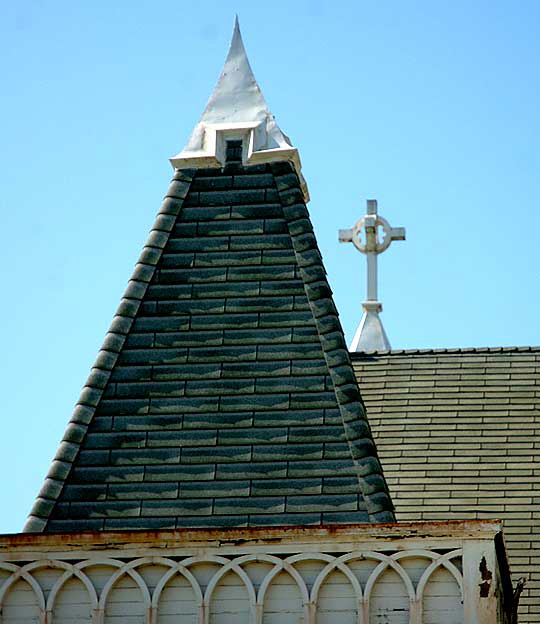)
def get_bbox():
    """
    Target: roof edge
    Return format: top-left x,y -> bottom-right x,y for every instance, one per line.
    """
23,170 -> 196,533
4,520 -> 503,551
349,345 -> 540,357
271,161 -> 395,523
